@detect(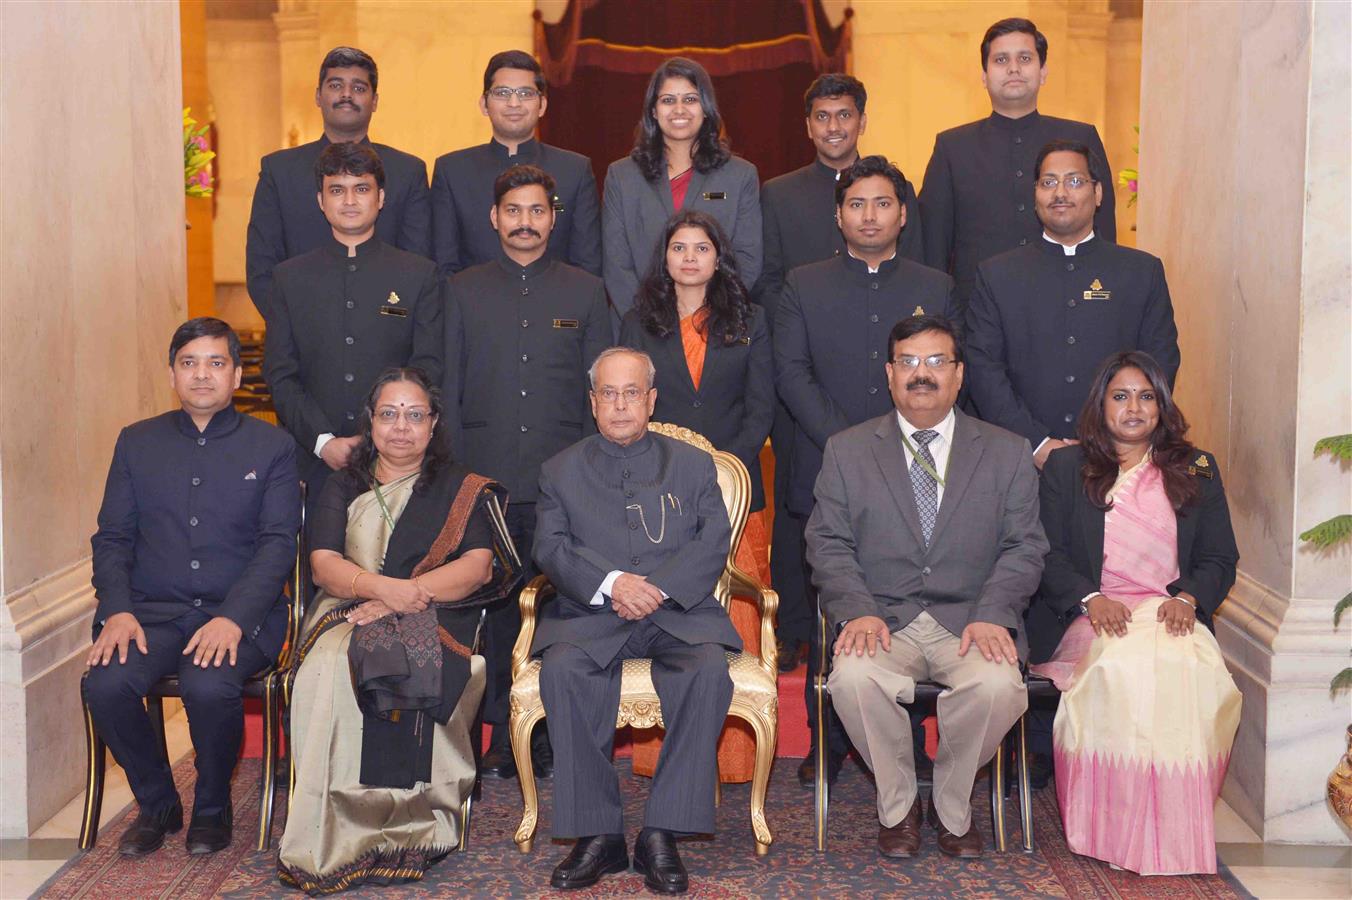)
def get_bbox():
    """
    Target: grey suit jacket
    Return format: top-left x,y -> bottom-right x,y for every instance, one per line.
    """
602,155 -> 762,317
532,432 -> 742,668
805,409 -> 1047,655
